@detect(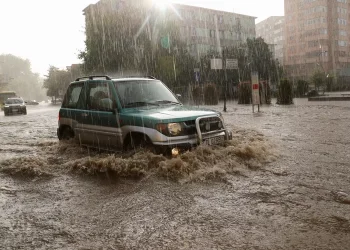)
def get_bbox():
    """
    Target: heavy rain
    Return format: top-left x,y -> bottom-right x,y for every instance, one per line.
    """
1,0 -> 350,249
